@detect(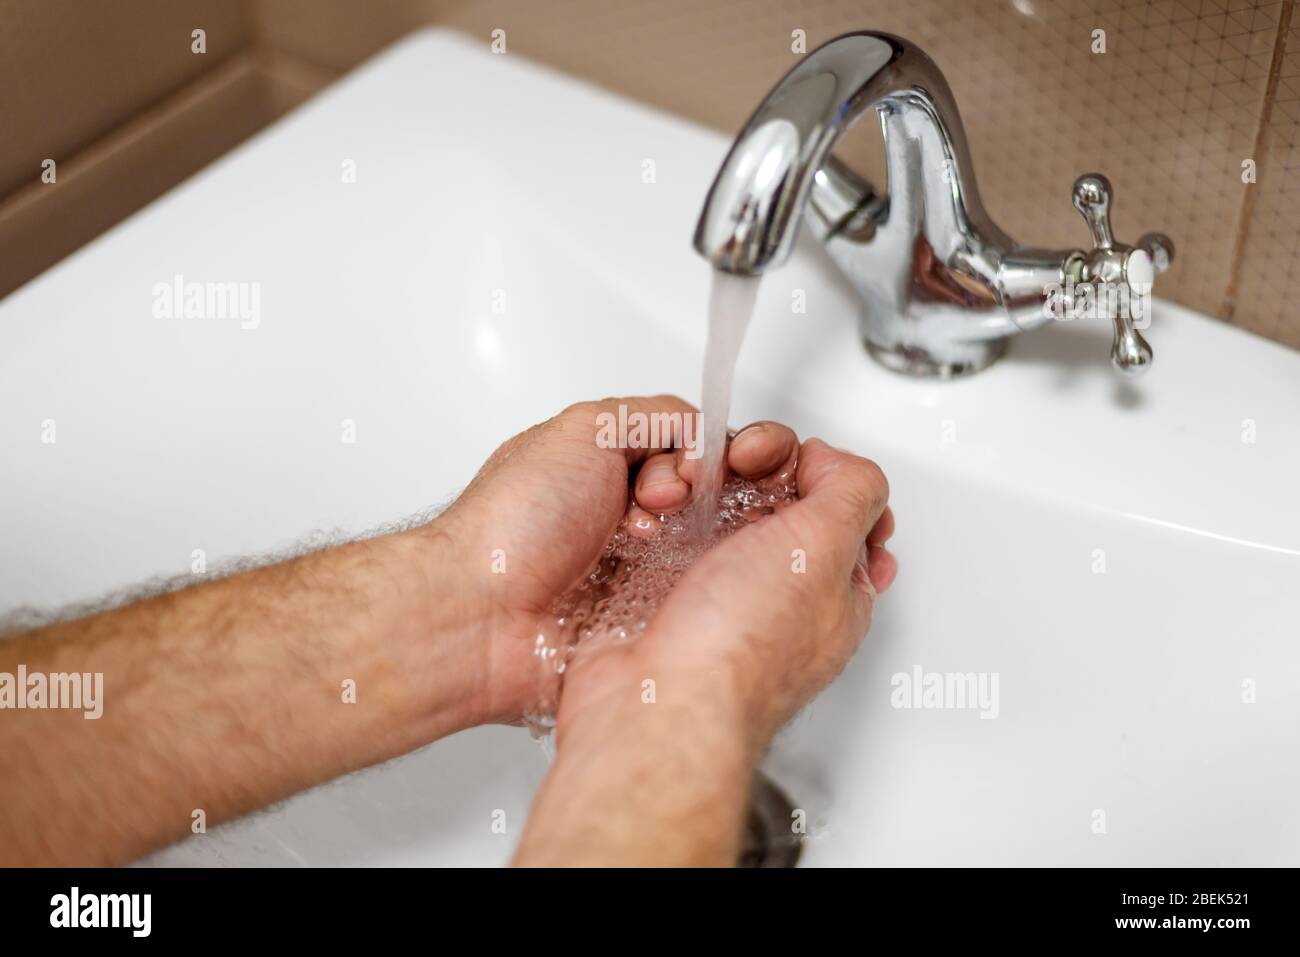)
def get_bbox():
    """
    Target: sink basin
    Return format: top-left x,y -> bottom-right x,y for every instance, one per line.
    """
1,28 -> 1297,867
